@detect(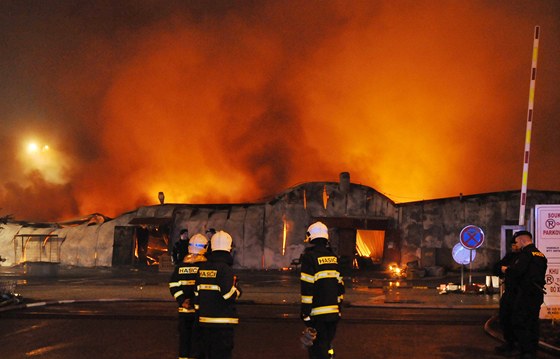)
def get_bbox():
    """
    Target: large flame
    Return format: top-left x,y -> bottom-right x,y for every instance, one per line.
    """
1,2 -> 559,221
